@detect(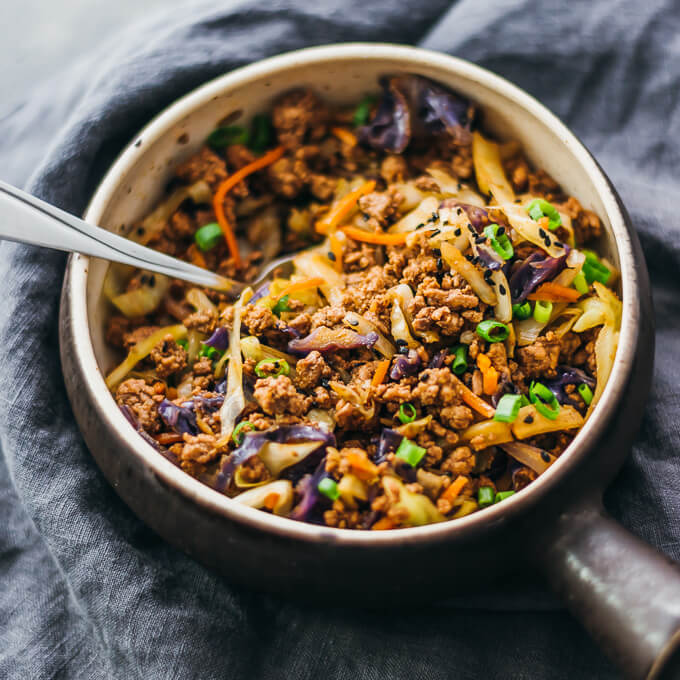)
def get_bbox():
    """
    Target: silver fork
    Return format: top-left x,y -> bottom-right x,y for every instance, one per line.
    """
0,180 -> 302,297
